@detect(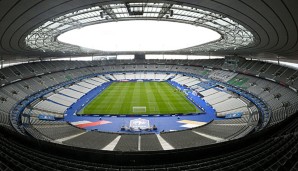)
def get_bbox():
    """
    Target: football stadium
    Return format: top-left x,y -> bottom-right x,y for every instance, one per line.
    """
0,0 -> 298,170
